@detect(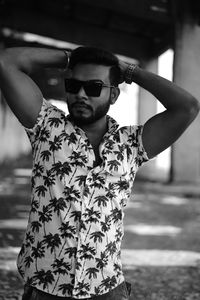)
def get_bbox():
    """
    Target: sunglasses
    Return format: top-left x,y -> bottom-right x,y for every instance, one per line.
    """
65,78 -> 115,97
